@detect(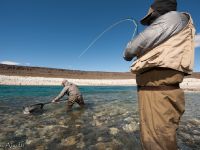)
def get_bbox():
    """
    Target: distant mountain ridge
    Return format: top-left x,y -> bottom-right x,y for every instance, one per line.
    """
0,64 -> 199,79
